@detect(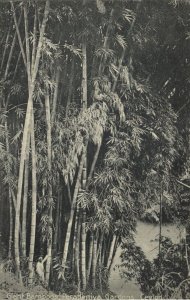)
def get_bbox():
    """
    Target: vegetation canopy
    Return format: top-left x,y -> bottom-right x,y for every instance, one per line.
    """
0,0 -> 190,298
